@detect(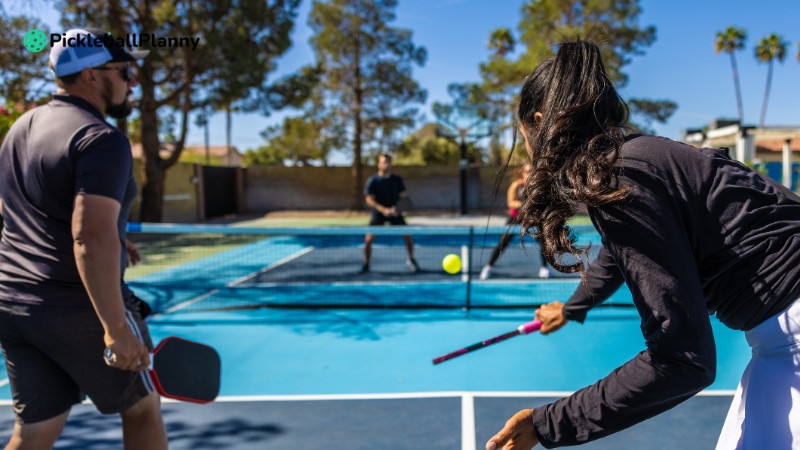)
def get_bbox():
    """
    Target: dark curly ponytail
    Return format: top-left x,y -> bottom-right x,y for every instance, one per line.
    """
516,39 -> 630,276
